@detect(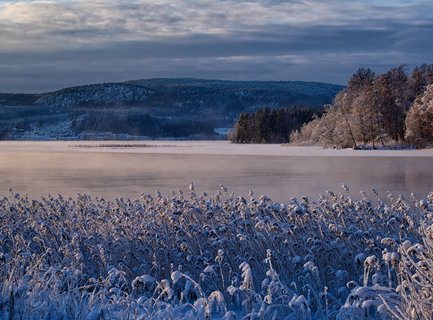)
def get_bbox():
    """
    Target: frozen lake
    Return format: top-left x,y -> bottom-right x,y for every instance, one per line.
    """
0,141 -> 432,202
